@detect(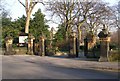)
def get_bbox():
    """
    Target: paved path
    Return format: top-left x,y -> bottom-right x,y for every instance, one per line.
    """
2,55 -> 119,79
